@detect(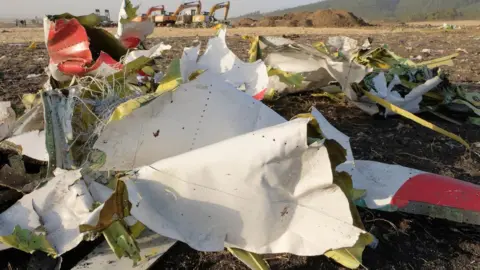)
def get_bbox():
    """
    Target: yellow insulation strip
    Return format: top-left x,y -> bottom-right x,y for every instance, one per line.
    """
416,53 -> 458,68
363,90 -> 469,148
